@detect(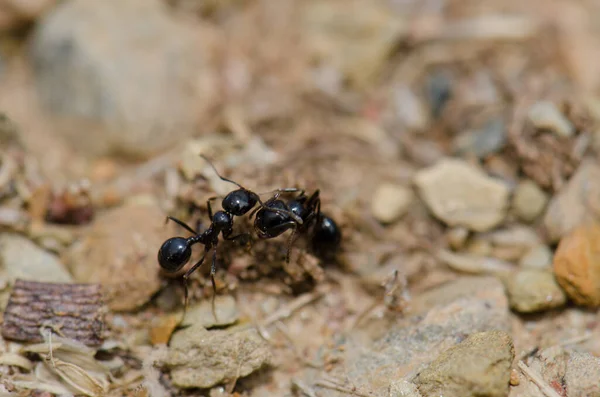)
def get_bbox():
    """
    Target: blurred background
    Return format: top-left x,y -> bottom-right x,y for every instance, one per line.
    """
1,0 -> 600,396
